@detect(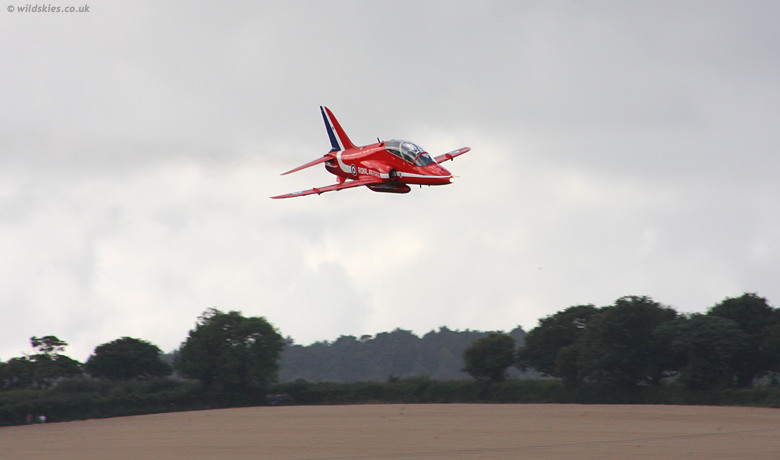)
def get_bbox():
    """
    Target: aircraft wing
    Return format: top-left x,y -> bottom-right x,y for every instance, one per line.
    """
280,154 -> 333,176
271,176 -> 382,199
434,147 -> 471,163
